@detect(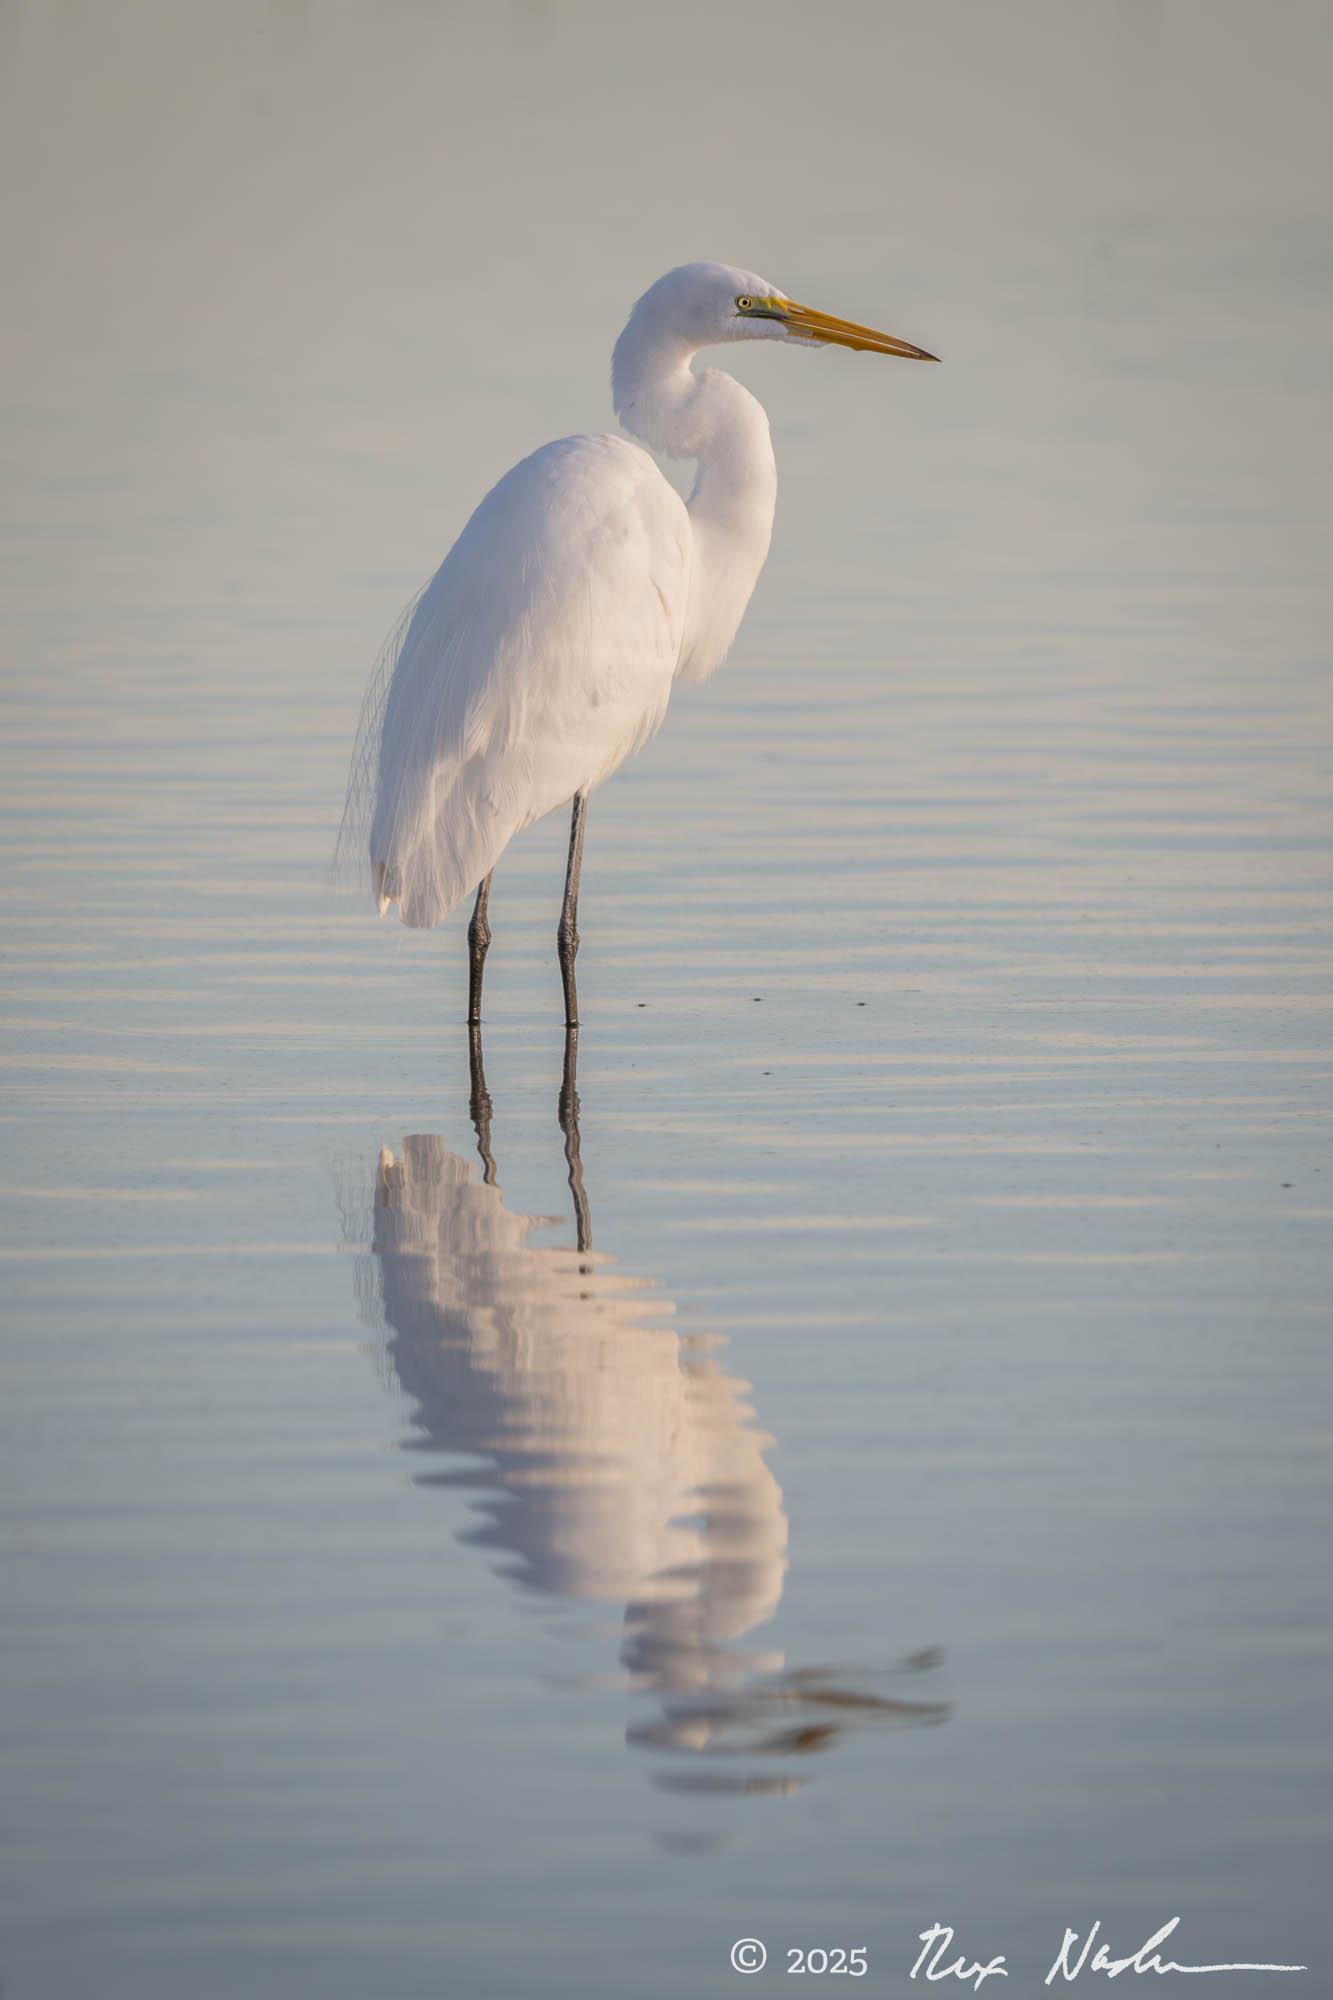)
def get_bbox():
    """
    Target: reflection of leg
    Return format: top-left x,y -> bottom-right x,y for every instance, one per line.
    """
557,793 -> 587,1028
466,872 -> 493,1026
558,1024 -> 591,1254
468,1023 -> 498,1186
